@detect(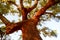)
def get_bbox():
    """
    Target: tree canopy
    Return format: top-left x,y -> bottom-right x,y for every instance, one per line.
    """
0,0 -> 60,40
